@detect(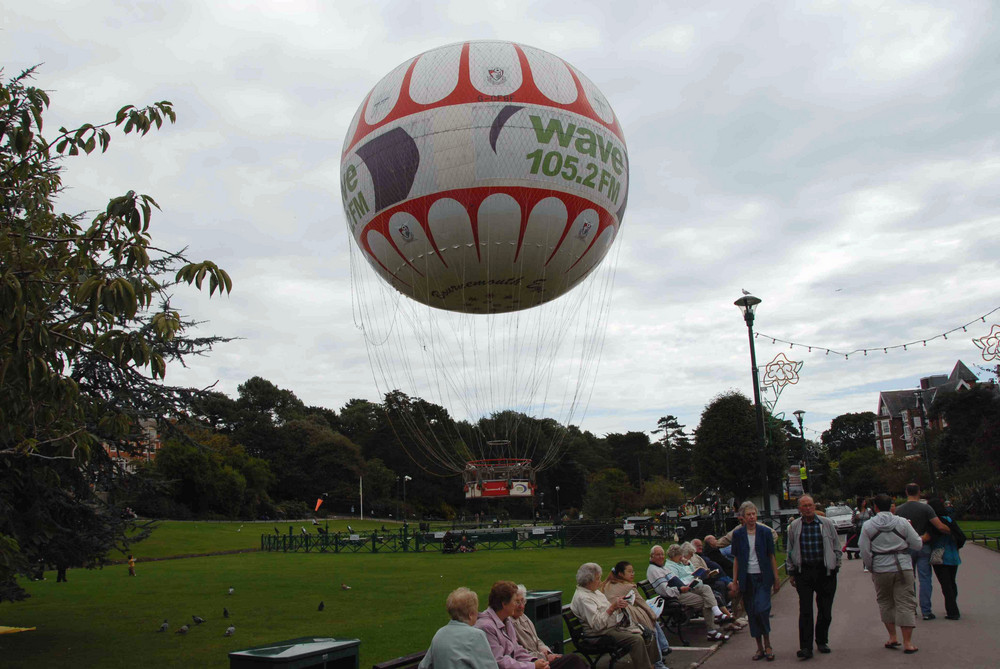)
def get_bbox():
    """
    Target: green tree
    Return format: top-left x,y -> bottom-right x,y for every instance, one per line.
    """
604,431 -> 655,489
878,453 -> 929,495
838,447 -> 886,497
582,468 -> 634,518
929,386 -> 1000,480
651,415 -> 695,485
641,475 -> 686,510
0,69 -> 231,601
268,417 -> 364,506
149,429 -> 272,517
693,391 -> 786,500
821,412 -> 877,459
364,458 -> 396,498
233,377 -> 307,459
